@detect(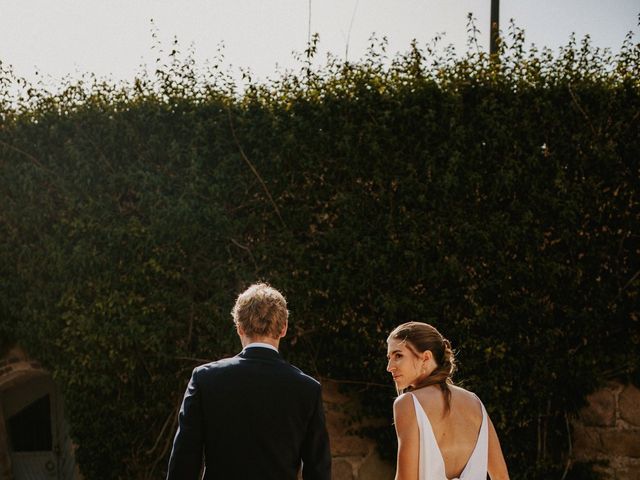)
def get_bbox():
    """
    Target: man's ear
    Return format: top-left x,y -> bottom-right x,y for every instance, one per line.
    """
279,320 -> 288,339
236,323 -> 244,337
